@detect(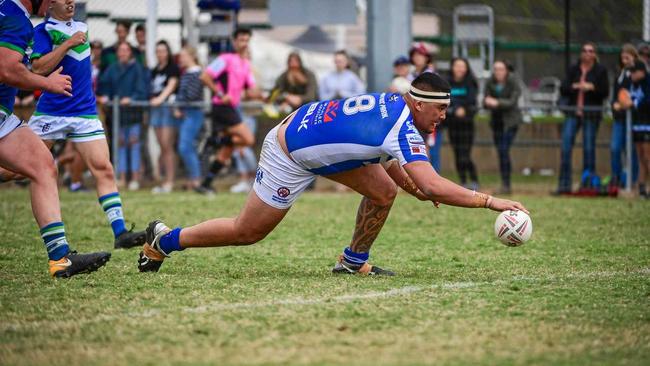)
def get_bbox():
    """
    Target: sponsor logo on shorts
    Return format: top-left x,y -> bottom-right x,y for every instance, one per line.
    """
255,168 -> 264,184
41,123 -> 52,133
277,187 -> 290,198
